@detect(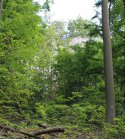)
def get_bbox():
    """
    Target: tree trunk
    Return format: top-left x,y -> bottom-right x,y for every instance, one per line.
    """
102,0 -> 115,124
123,0 -> 125,8
0,0 -> 3,20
